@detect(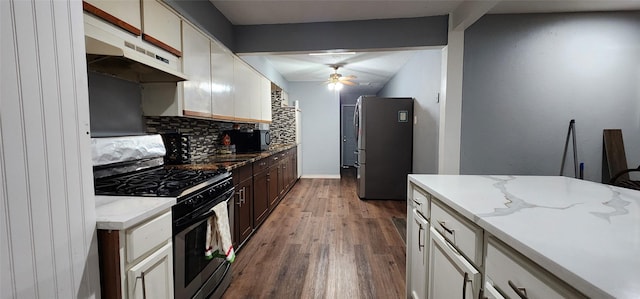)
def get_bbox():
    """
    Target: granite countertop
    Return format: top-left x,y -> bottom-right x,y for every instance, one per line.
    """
170,143 -> 297,172
95,195 -> 175,230
408,175 -> 640,299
